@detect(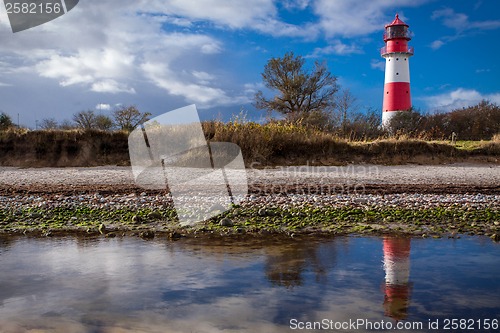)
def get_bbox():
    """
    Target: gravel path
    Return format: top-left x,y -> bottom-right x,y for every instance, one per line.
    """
0,163 -> 498,189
